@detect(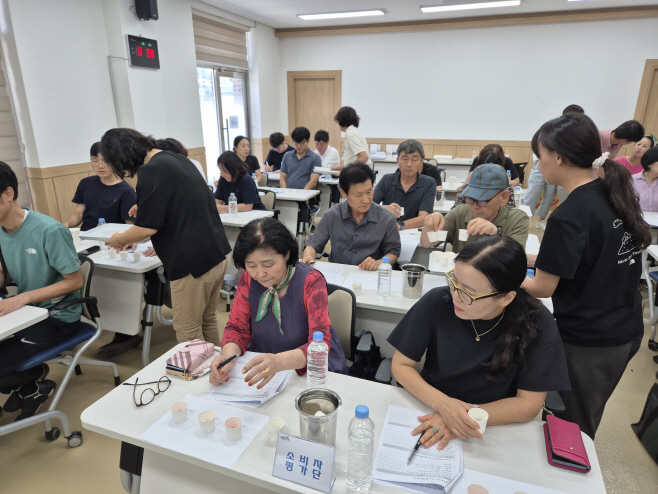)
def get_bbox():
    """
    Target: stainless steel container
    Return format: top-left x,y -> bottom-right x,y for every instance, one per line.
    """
401,263 -> 427,299
294,388 -> 342,447
435,189 -> 445,206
